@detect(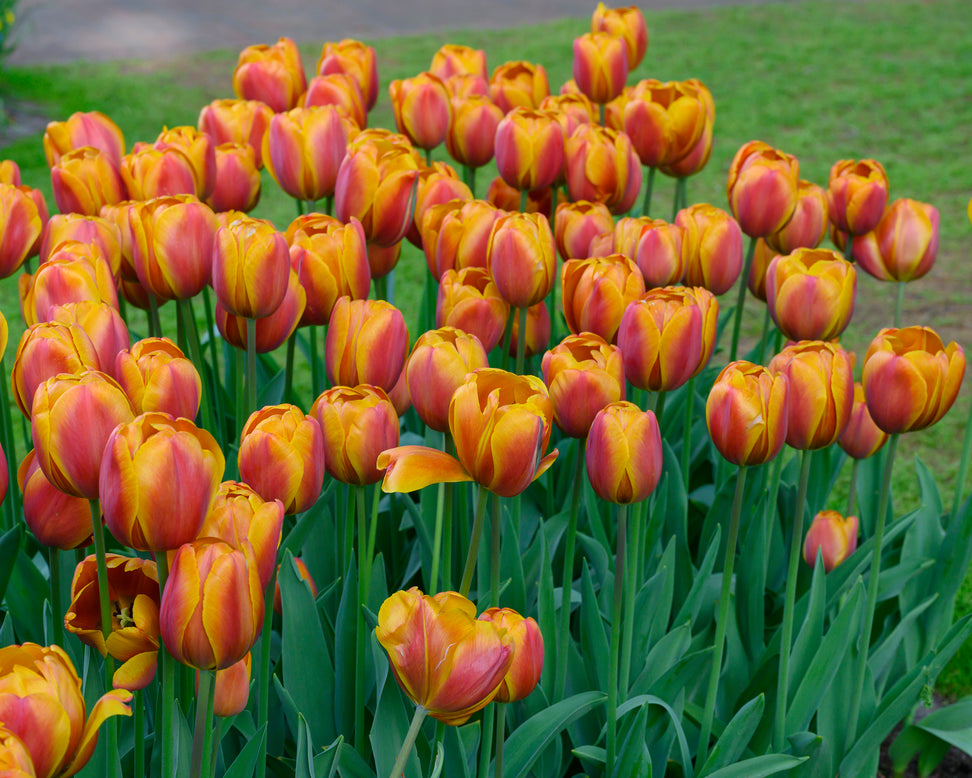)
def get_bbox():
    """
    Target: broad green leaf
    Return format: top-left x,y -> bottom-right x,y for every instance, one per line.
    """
4,547 -> 46,644
672,526 -> 721,629
334,737 -> 378,778
698,695 -> 765,776
909,697 -> 972,753
611,694 -> 693,778
222,725 -> 268,778
333,557 -> 358,737
704,754 -> 807,778
313,735 -> 342,777
369,675 -> 420,778
612,702 -> 652,778
580,563 -> 610,692
0,526 -> 20,605
536,527 -> 556,693
871,593 -> 938,697
296,715 -> 316,778
788,553 -> 827,687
